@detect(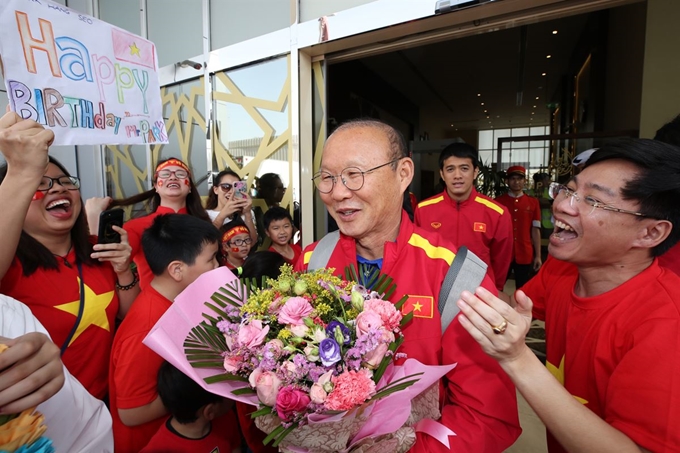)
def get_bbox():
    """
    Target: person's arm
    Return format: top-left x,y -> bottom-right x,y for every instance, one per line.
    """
457,288 -> 651,453
0,332 -> 64,414
118,395 -> 167,427
0,113 -> 53,281
91,226 -> 140,318
84,196 -> 112,235
531,226 -> 542,271
491,211 -> 514,291
212,197 -> 247,228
